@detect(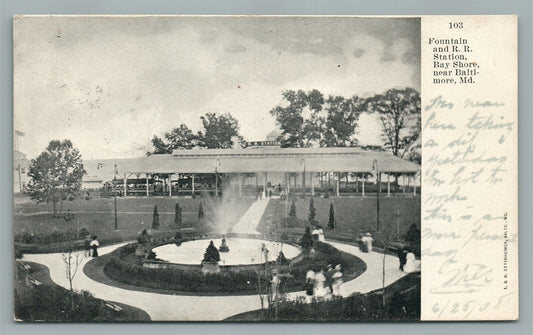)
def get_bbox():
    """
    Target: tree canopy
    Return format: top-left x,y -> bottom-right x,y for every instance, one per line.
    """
148,112 -> 243,155
25,140 -> 86,217
365,88 -> 421,158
